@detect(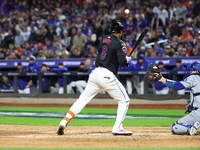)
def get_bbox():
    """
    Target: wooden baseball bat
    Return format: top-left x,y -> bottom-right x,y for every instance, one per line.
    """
129,26 -> 150,56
